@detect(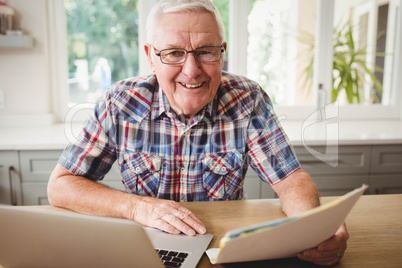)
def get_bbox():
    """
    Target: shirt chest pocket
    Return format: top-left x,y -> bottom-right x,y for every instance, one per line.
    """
123,151 -> 162,197
202,151 -> 245,200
